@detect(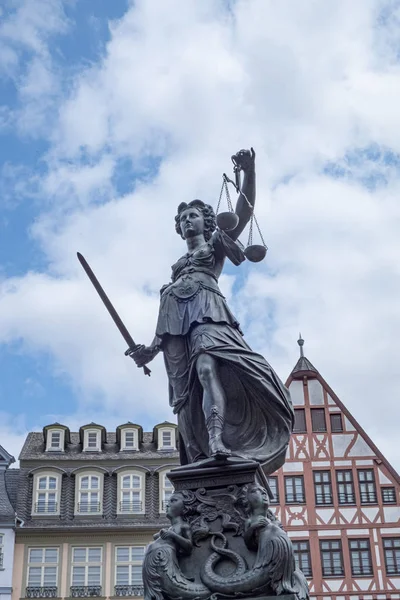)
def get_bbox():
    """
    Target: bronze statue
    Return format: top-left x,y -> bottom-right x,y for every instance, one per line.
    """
142,492 -> 209,600
200,483 -> 309,599
129,149 -> 293,471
